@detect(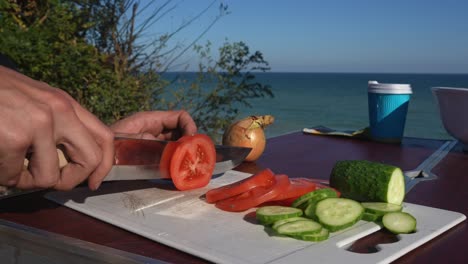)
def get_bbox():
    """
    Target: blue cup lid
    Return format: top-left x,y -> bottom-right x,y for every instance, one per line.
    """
368,81 -> 412,94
